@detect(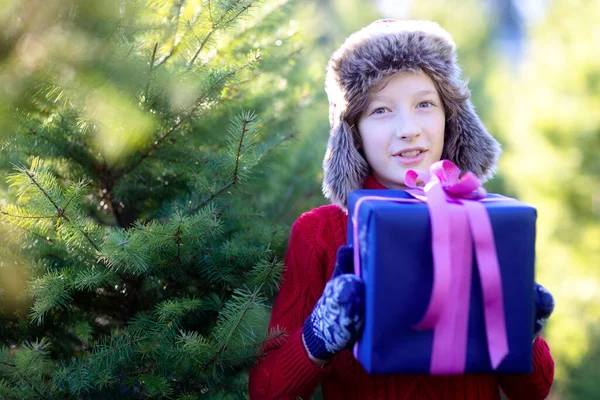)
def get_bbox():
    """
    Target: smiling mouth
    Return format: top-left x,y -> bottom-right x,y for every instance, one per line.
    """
398,150 -> 422,157
395,149 -> 427,158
